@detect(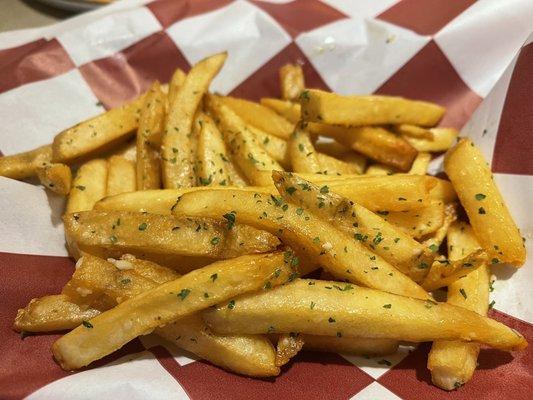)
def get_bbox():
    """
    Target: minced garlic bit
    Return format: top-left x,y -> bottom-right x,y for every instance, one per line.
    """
74,257 -> 84,269
322,242 -> 333,251
76,287 -> 93,297
107,258 -> 134,270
